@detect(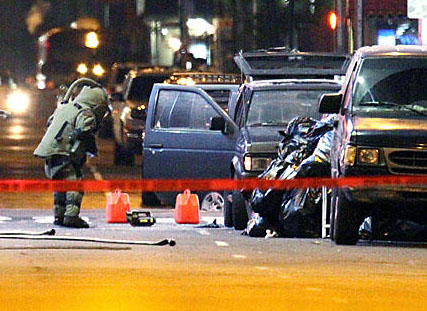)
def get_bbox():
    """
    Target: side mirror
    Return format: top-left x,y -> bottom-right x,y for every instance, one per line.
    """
210,116 -> 226,132
110,92 -> 124,102
319,93 -> 342,114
